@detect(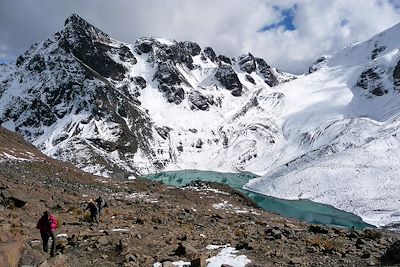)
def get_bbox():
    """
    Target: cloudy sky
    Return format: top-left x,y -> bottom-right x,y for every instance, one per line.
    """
1,0 -> 400,73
